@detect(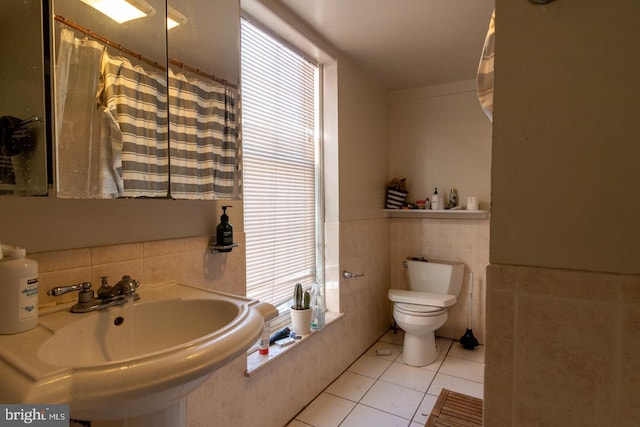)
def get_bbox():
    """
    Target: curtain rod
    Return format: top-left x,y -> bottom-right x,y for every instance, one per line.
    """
54,15 -> 238,89
168,59 -> 237,89
54,15 -> 166,71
